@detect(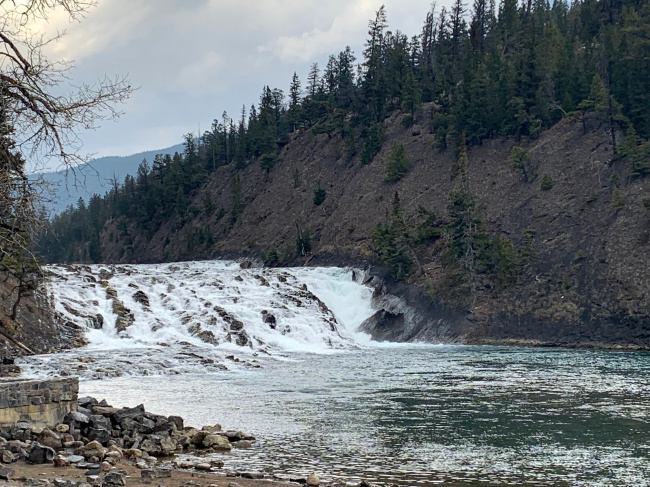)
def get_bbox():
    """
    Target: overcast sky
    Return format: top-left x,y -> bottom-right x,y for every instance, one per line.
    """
40,0 -> 447,165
